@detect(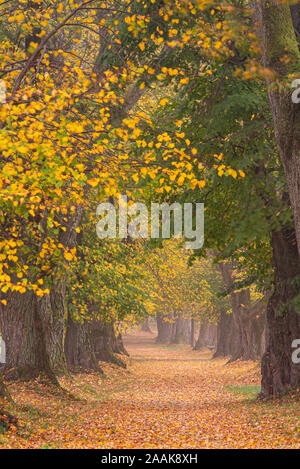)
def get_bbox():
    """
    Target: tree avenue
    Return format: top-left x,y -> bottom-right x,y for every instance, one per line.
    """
0,0 -> 300,449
